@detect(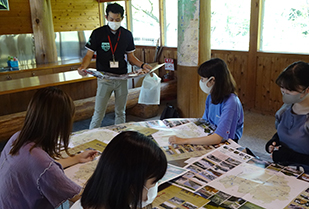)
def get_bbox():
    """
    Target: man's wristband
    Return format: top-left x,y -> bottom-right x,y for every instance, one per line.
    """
141,63 -> 146,69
